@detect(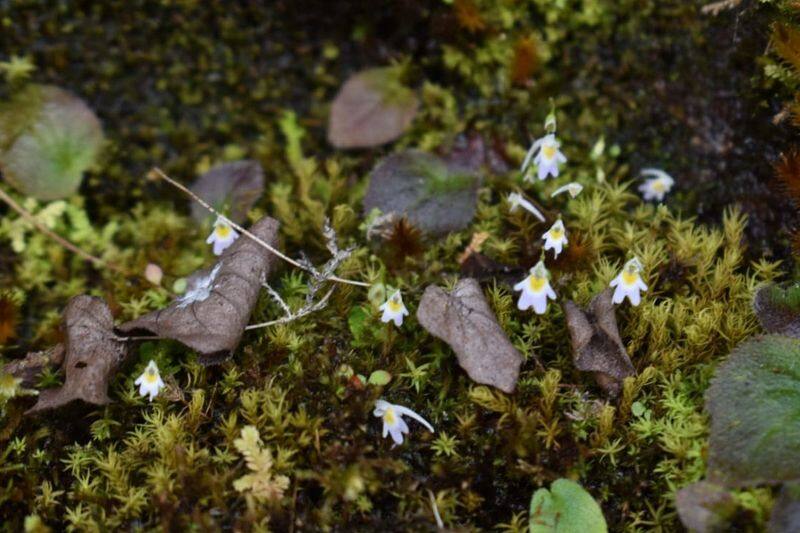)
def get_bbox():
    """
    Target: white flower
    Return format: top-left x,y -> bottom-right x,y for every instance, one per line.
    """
542,219 -> 568,258
507,192 -> 545,222
176,264 -> 221,308
513,260 -> 556,314
206,216 -> 239,256
373,399 -> 434,446
610,257 -> 648,306
638,169 -> 674,202
550,182 -> 583,198
521,133 -> 567,181
379,290 -> 409,327
134,360 -> 165,402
